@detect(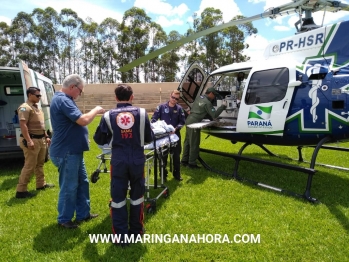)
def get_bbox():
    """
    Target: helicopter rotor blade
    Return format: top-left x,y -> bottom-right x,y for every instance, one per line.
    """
314,0 -> 349,12
117,0 -> 349,72
337,2 -> 349,11
117,8 -> 298,72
